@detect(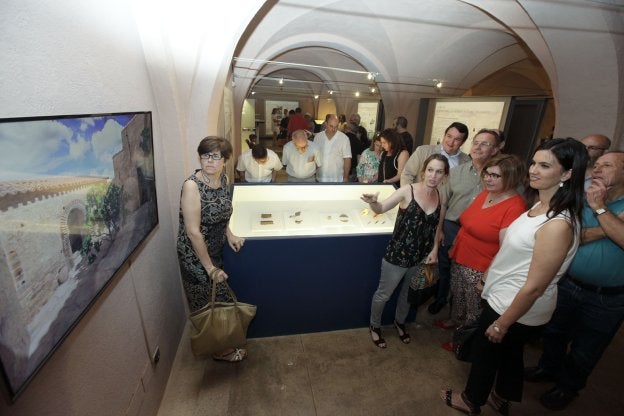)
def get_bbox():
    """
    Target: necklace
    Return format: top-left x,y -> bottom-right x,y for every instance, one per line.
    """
201,170 -> 212,185
487,191 -> 512,205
